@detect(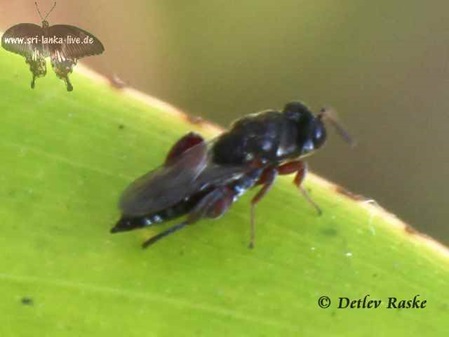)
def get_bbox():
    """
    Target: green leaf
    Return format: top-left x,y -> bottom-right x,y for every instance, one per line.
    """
0,50 -> 448,337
